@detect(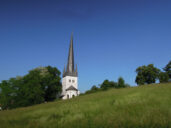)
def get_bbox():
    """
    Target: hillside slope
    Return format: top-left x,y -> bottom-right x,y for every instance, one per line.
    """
0,83 -> 171,128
